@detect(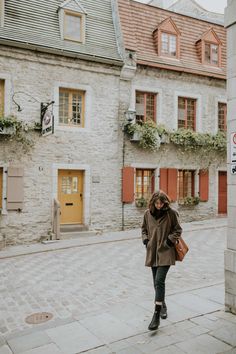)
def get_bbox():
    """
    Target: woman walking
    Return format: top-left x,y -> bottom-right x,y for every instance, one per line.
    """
141,190 -> 182,331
